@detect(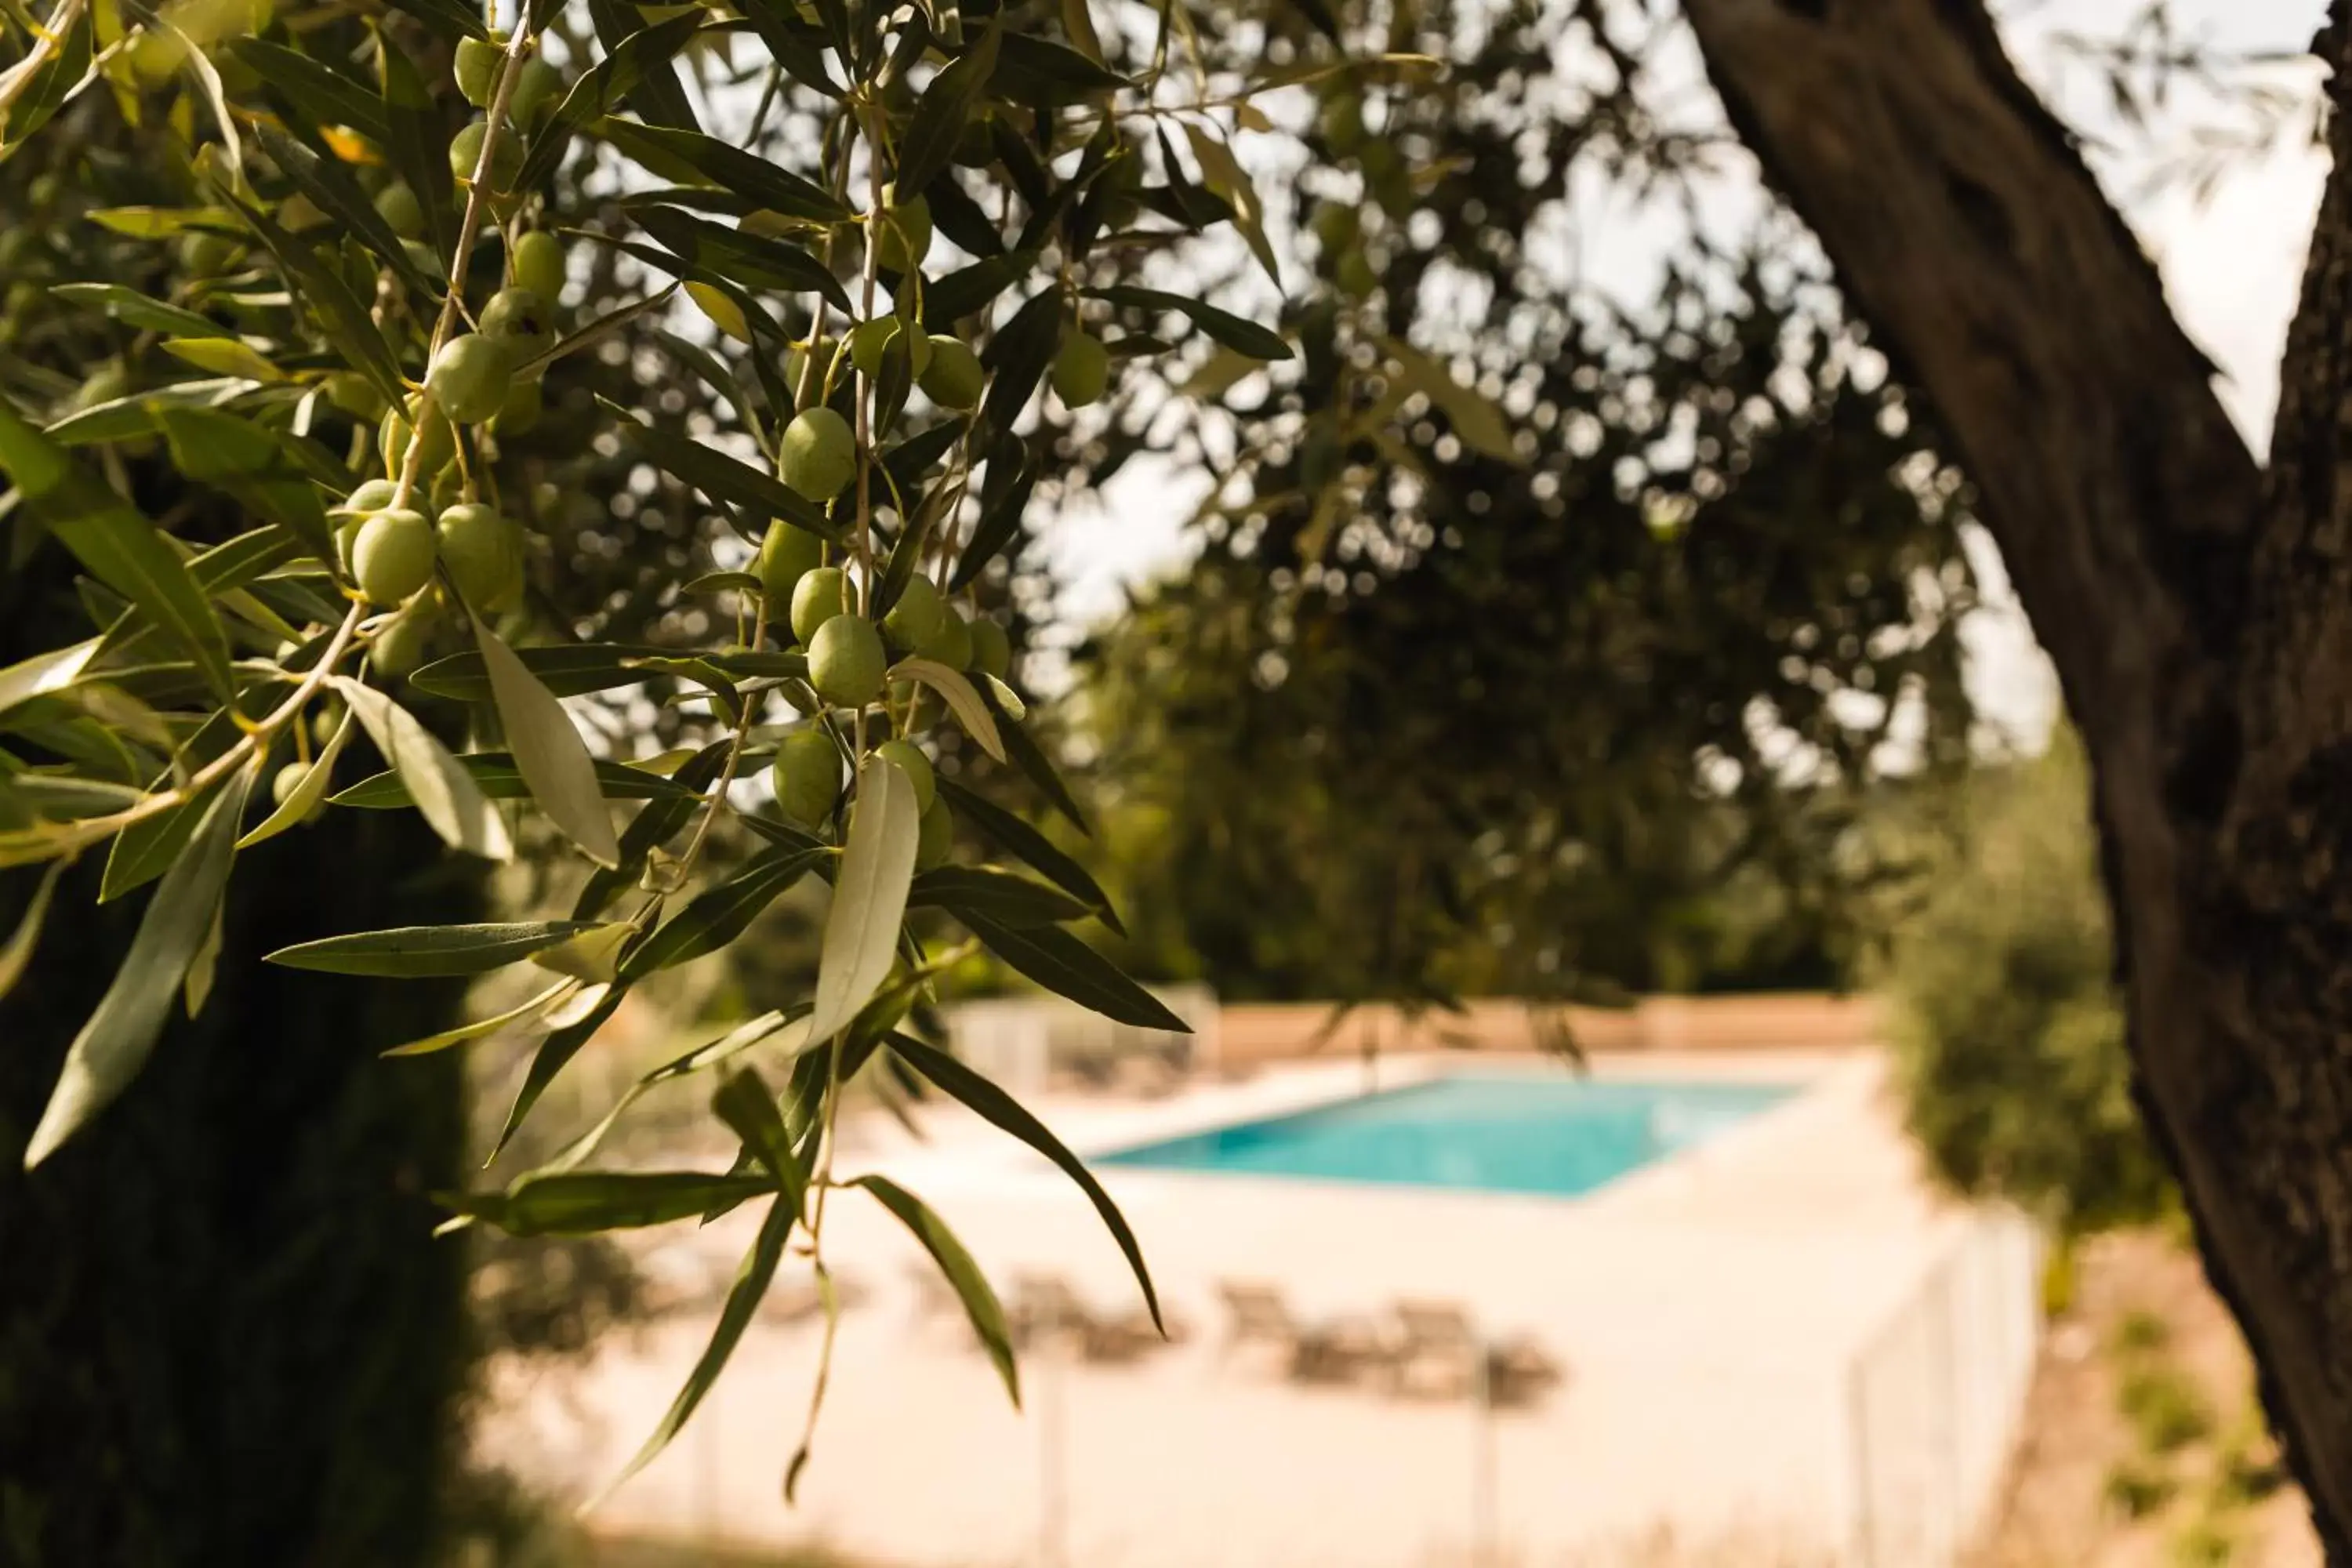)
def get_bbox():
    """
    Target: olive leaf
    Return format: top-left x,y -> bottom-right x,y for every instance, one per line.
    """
802,757 -> 921,1045
266,920 -> 612,977
0,400 -> 234,703
0,857 -> 68,1004
49,283 -> 222,339
957,911 -> 1191,1031
619,845 -> 832,979
474,618 -> 623,869
381,976 -> 575,1058
855,1174 -> 1018,1402
887,657 -> 1006,762
23,765 -> 252,1170
410,641 -> 684,701
331,677 -> 514,862
238,706 -> 356,849
330,754 -> 695,808
895,16 -> 1002,198
937,777 -> 1121,935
